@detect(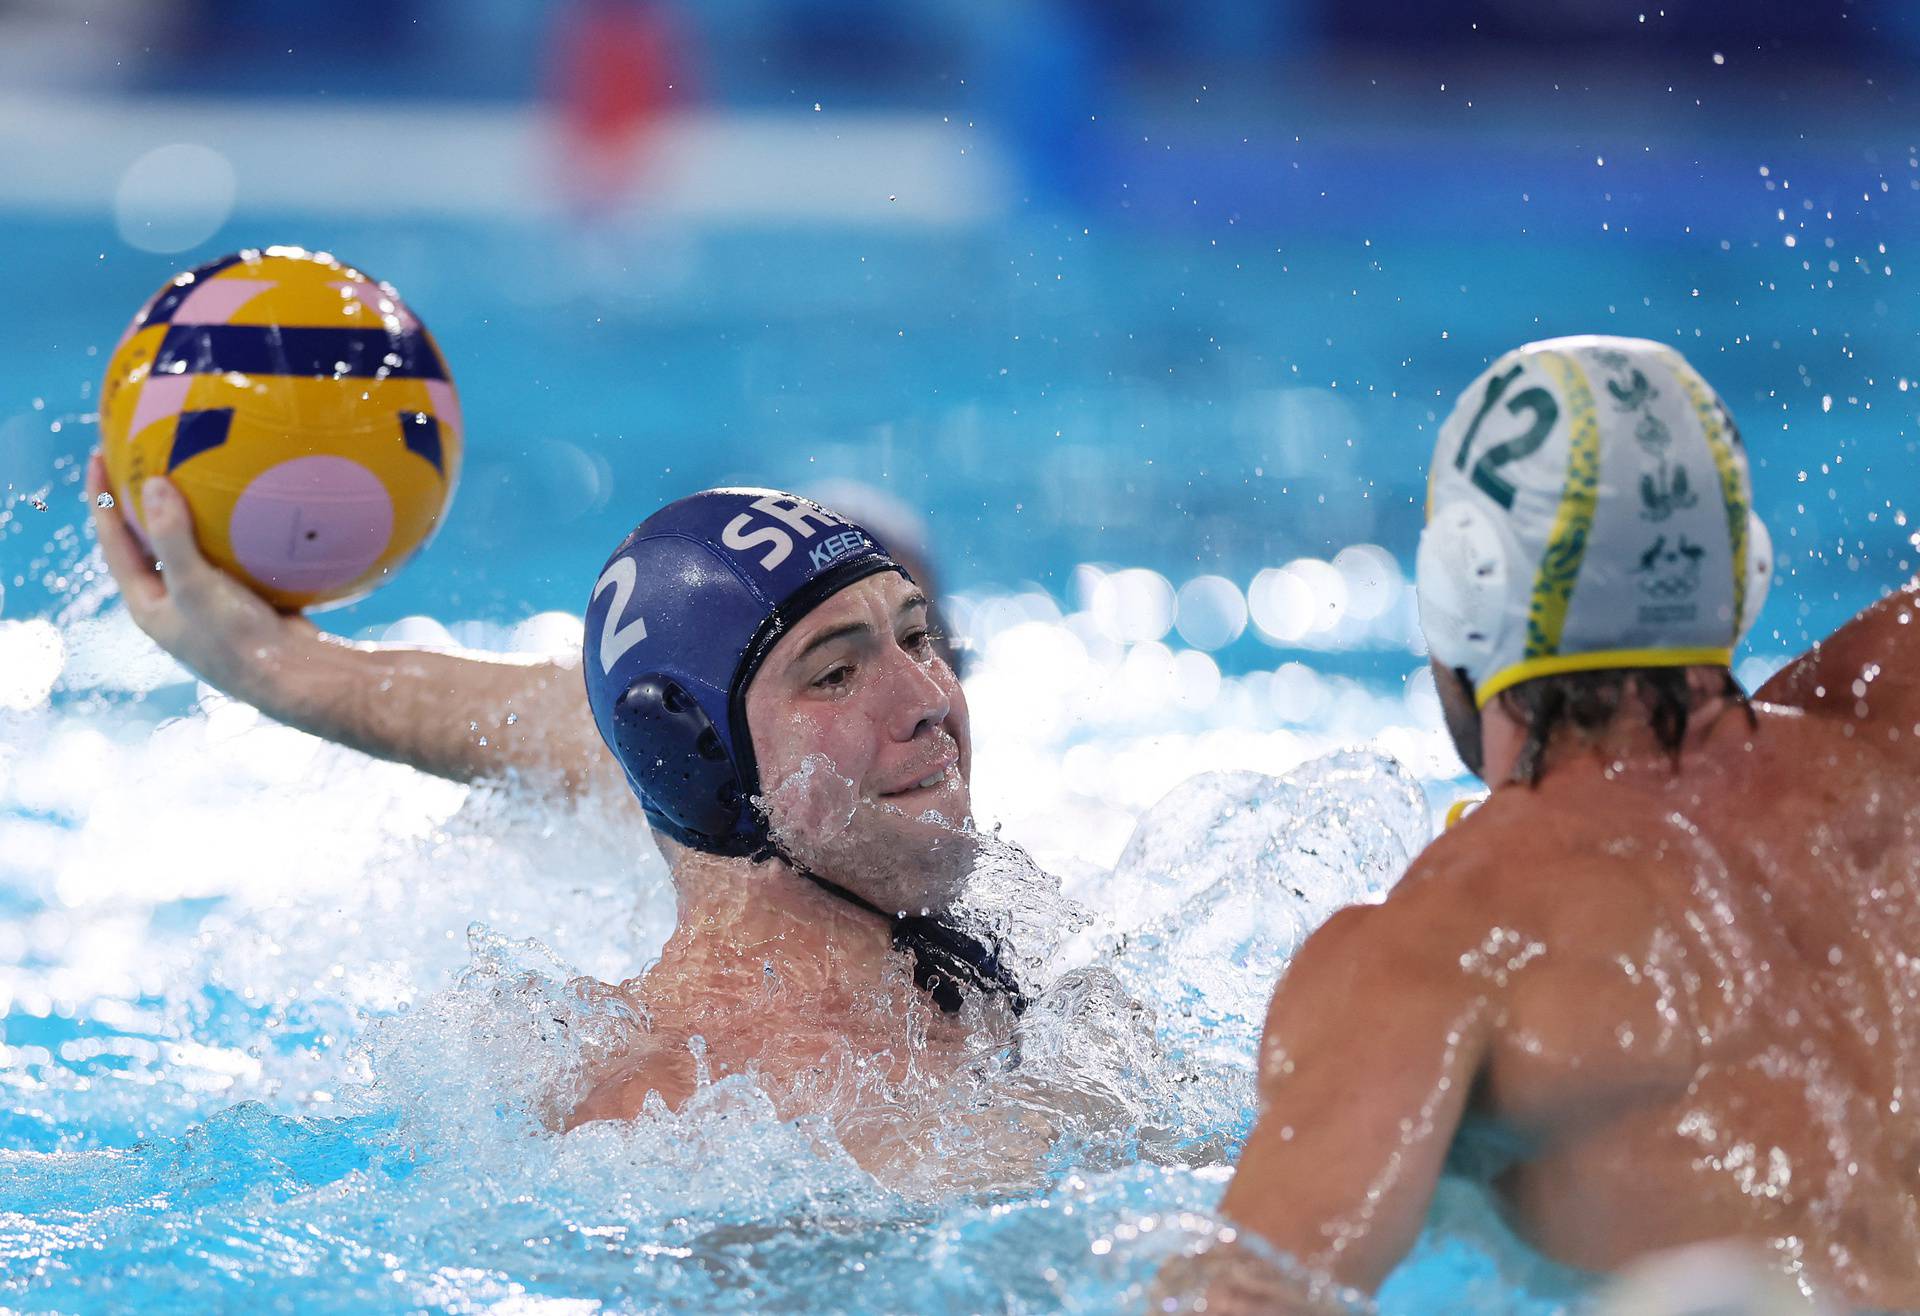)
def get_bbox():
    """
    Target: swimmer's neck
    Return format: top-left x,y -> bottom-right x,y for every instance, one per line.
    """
653,845 -> 900,994
1484,693 -> 1748,788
